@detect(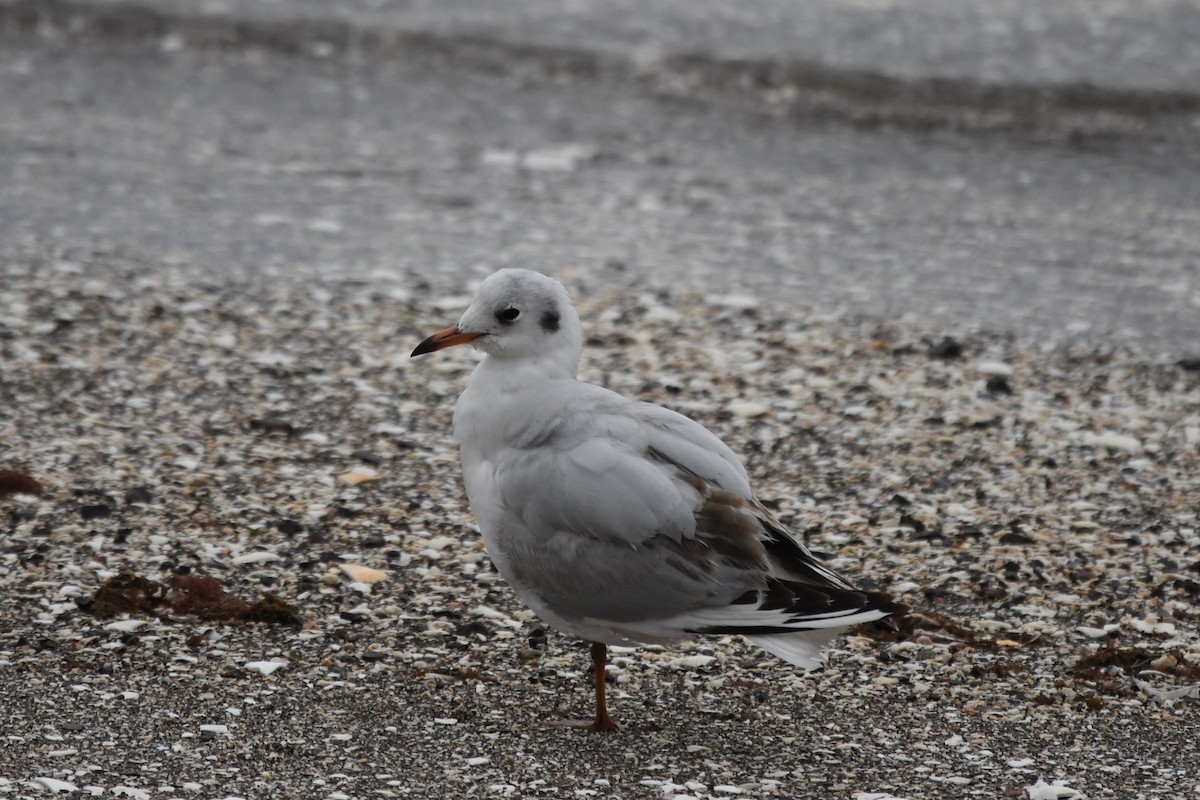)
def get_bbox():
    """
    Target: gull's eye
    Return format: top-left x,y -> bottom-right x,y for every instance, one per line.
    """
496,307 -> 521,324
